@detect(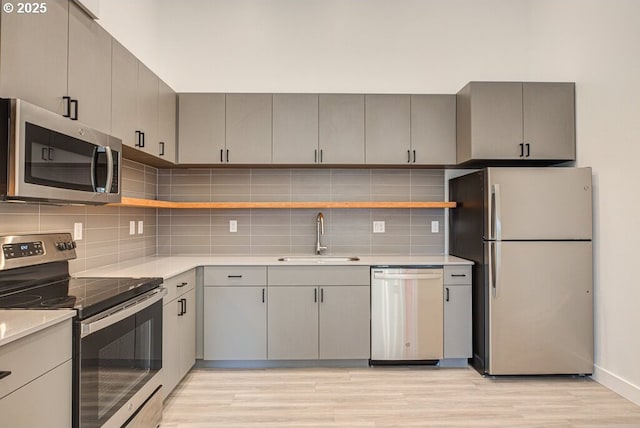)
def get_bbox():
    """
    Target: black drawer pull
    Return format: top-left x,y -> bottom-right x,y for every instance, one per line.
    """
0,371 -> 11,380
445,287 -> 450,302
451,274 -> 467,277
177,282 -> 188,288
227,275 -> 243,278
